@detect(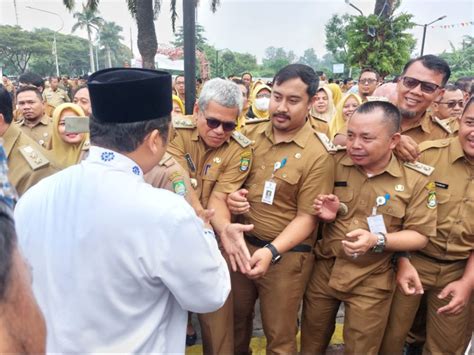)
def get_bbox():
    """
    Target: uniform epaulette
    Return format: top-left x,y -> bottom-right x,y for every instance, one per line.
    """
366,96 -> 390,102
158,153 -> 175,168
173,118 -> 196,129
245,117 -> 270,124
82,140 -> 91,151
419,139 -> 450,153
314,131 -> 339,153
310,115 -> 328,123
433,116 -> 453,134
231,131 -> 252,148
18,145 -> 50,170
403,161 -> 435,176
